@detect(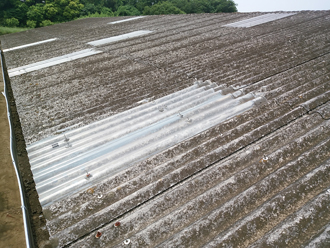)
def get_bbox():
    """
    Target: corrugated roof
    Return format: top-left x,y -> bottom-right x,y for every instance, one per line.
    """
8,48 -> 102,77
223,13 -> 296,27
109,16 -> 146,24
27,81 -> 264,206
3,38 -> 58,52
87,30 -> 153,46
1,11 -> 330,247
